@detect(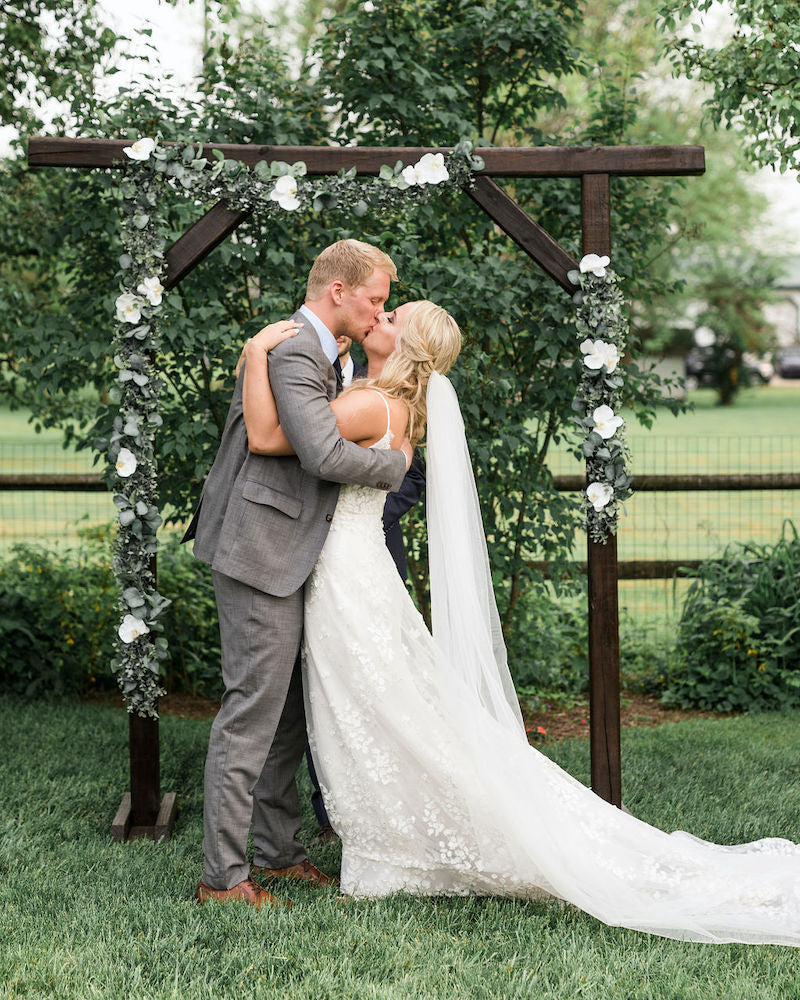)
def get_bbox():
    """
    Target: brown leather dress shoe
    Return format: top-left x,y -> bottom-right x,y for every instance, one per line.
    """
195,878 -> 288,909
252,858 -> 337,888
